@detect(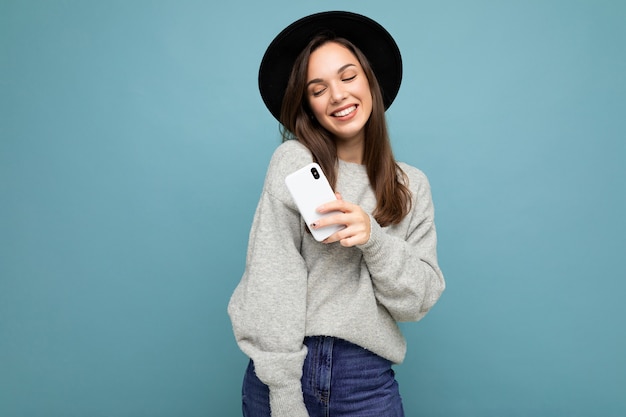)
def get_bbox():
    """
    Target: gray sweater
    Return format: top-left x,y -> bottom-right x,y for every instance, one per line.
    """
228,140 -> 445,417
